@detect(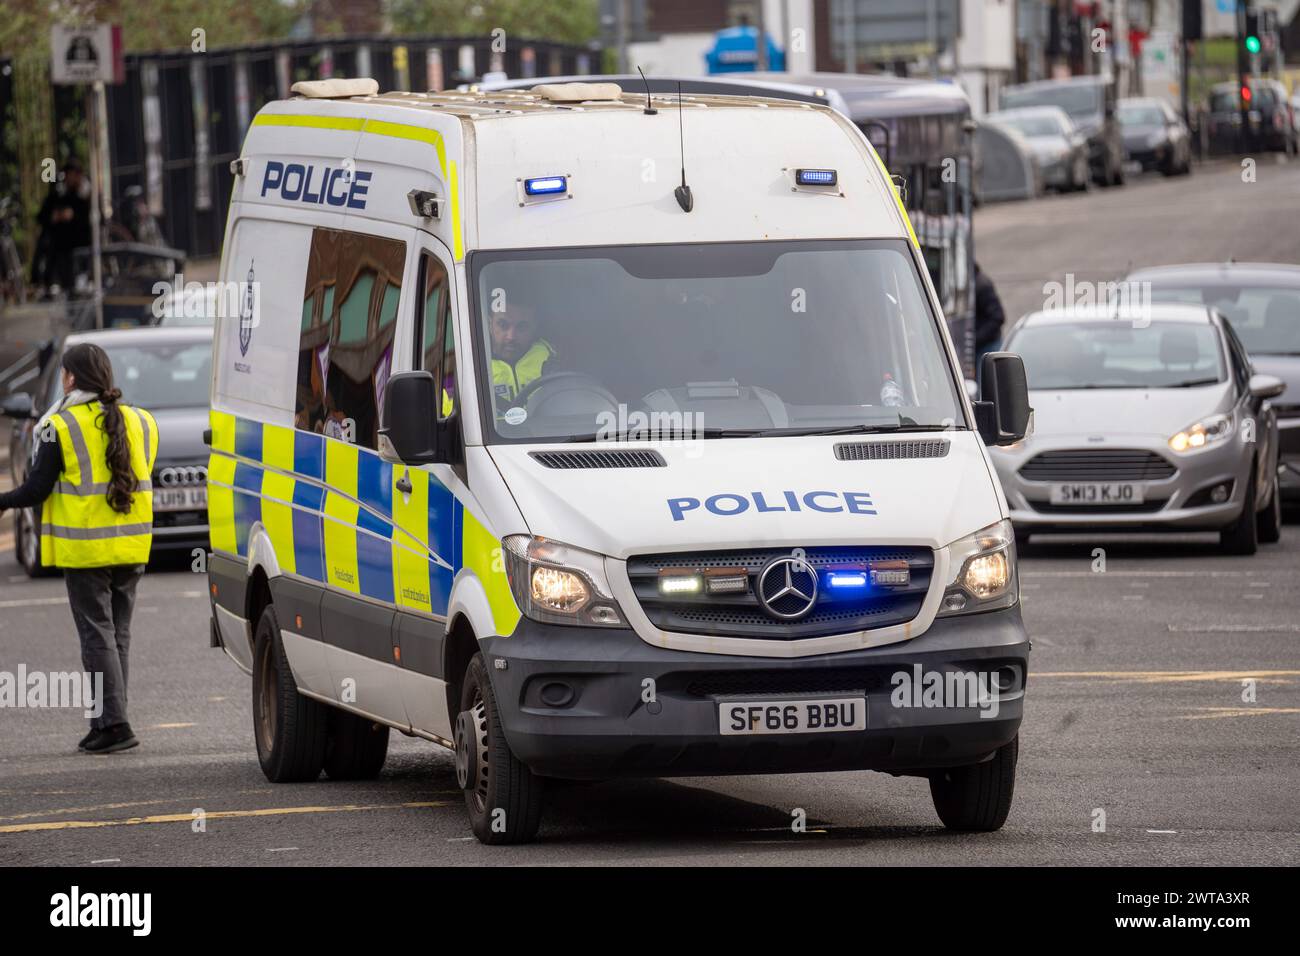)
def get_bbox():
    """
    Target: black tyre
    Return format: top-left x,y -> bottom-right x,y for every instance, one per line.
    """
1014,527 -> 1031,550
929,735 -> 1018,831
1220,468 -> 1259,556
456,653 -> 544,845
252,604 -> 328,782
323,710 -> 390,780
1257,473 -> 1282,544
15,507 -> 56,578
